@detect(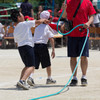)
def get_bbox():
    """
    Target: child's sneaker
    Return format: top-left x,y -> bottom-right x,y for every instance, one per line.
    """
46,78 -> 56,84
27,77 -> 35,86
17,80 -> 29,90
16,84 -> 22,89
